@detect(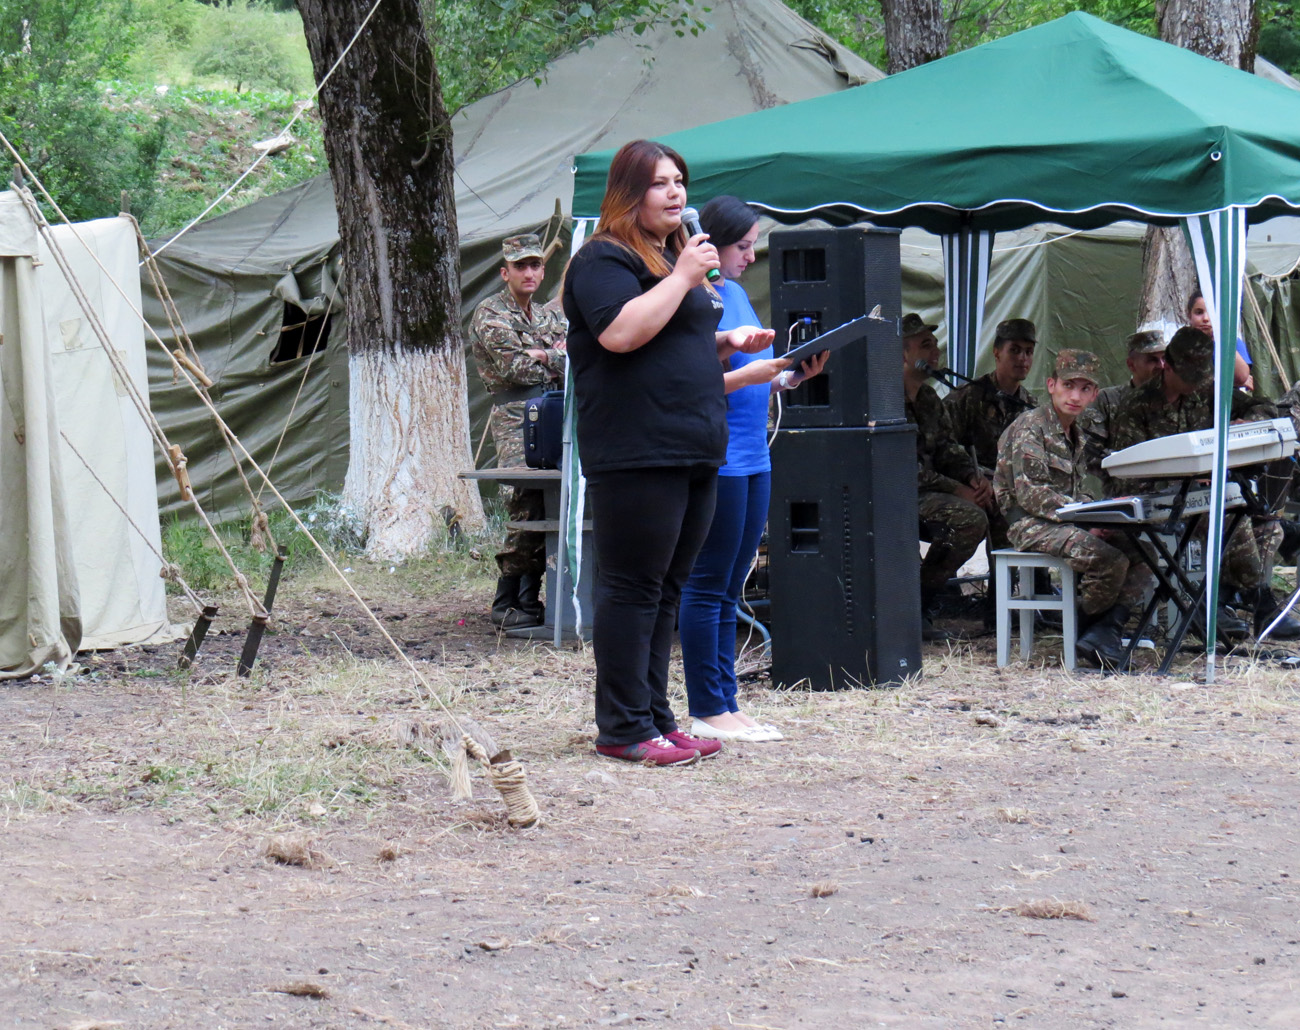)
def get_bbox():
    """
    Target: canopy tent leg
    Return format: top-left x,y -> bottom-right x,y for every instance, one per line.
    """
1183,207 -> 1248,685
941,226 -> 994,379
